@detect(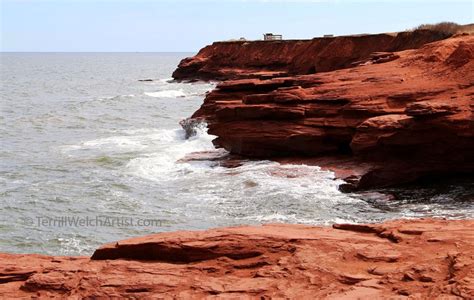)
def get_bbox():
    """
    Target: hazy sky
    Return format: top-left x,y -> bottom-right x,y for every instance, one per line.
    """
1,0 -> 473,52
